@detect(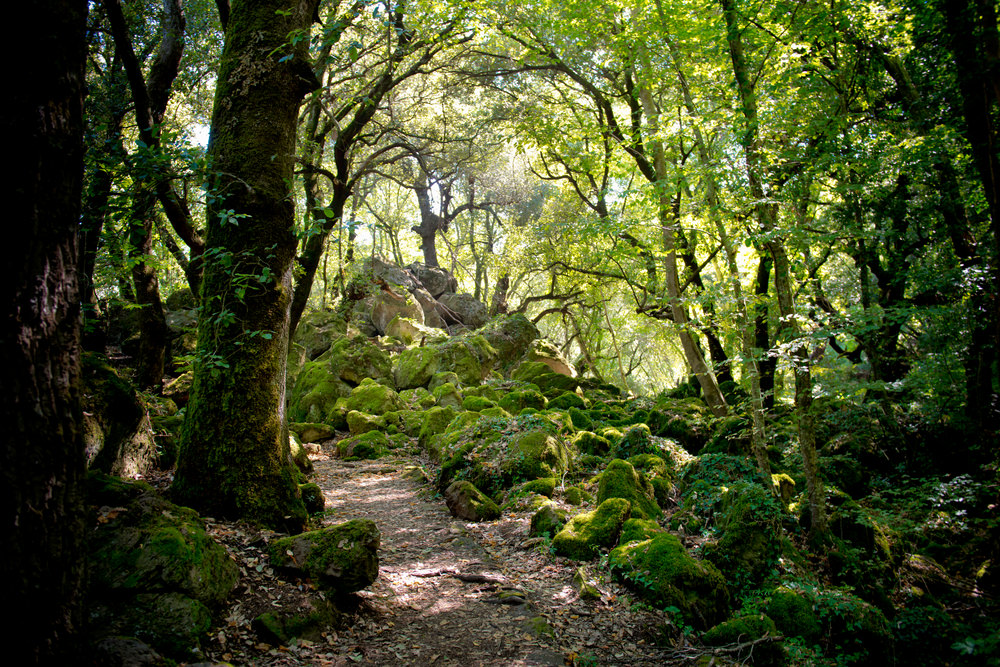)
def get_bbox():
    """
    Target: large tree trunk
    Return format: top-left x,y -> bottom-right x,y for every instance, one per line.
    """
1,1 -> 88,661
172,0 -> 319,531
